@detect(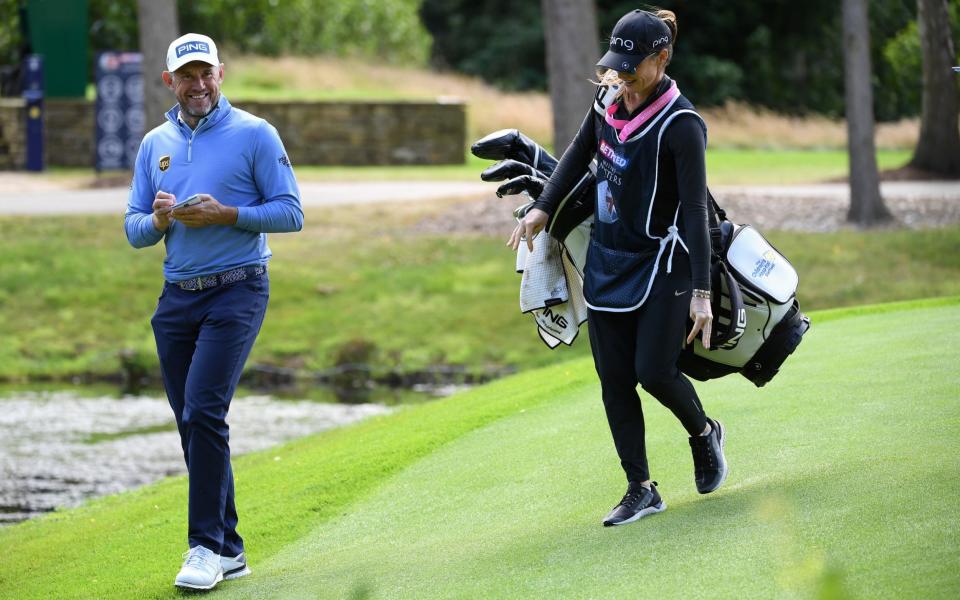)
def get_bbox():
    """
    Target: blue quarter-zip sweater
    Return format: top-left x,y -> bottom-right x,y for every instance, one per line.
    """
124,96 -> 303,281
